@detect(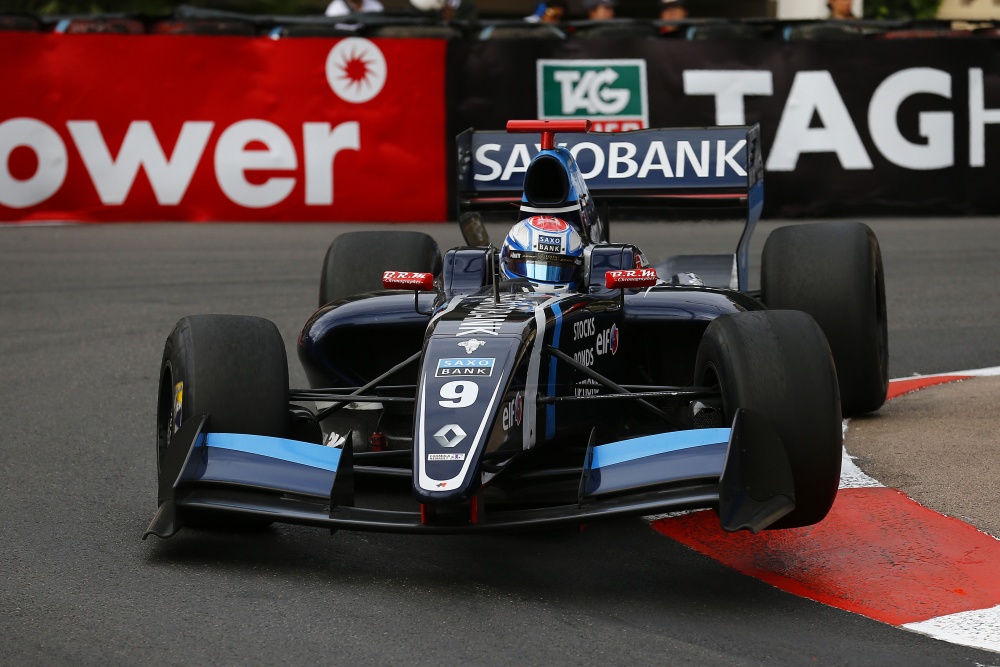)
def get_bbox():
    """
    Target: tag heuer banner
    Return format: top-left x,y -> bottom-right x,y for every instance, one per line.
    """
449,39 -> 1000,218
536,59 -> 649,132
